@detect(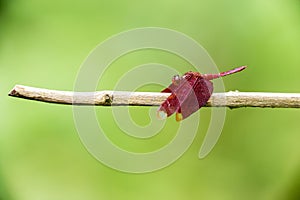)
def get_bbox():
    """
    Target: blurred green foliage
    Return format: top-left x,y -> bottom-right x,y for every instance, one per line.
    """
1,0 -> 300,199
